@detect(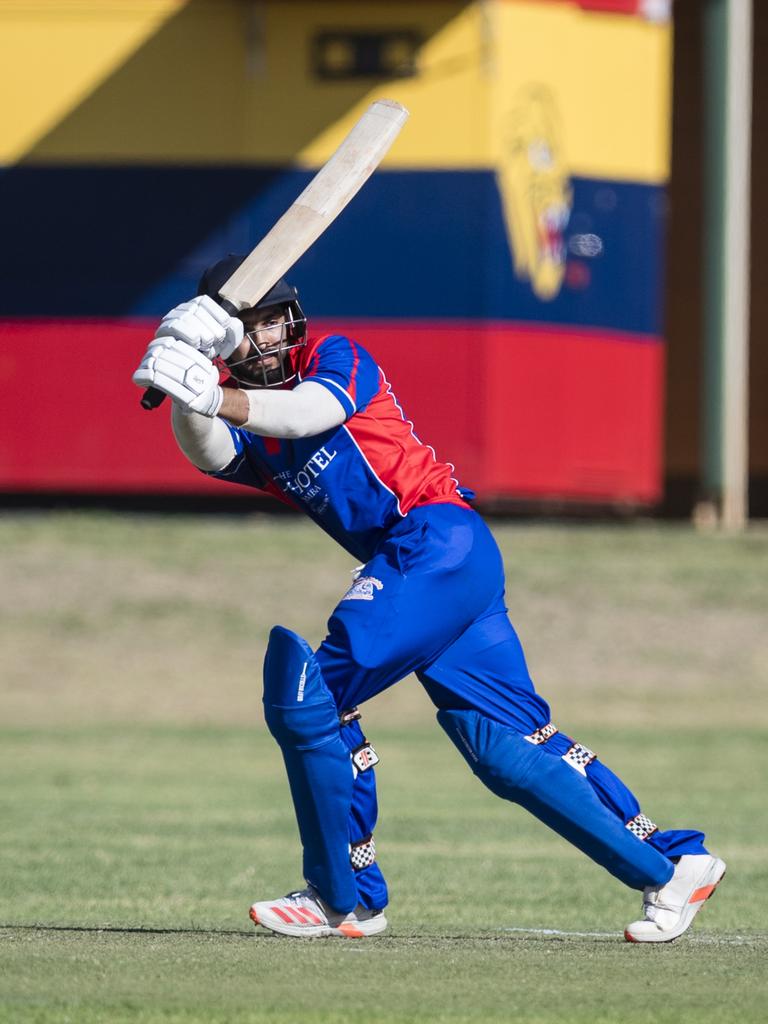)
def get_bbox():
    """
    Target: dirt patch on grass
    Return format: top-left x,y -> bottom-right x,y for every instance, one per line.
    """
1,513 -> 766,729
